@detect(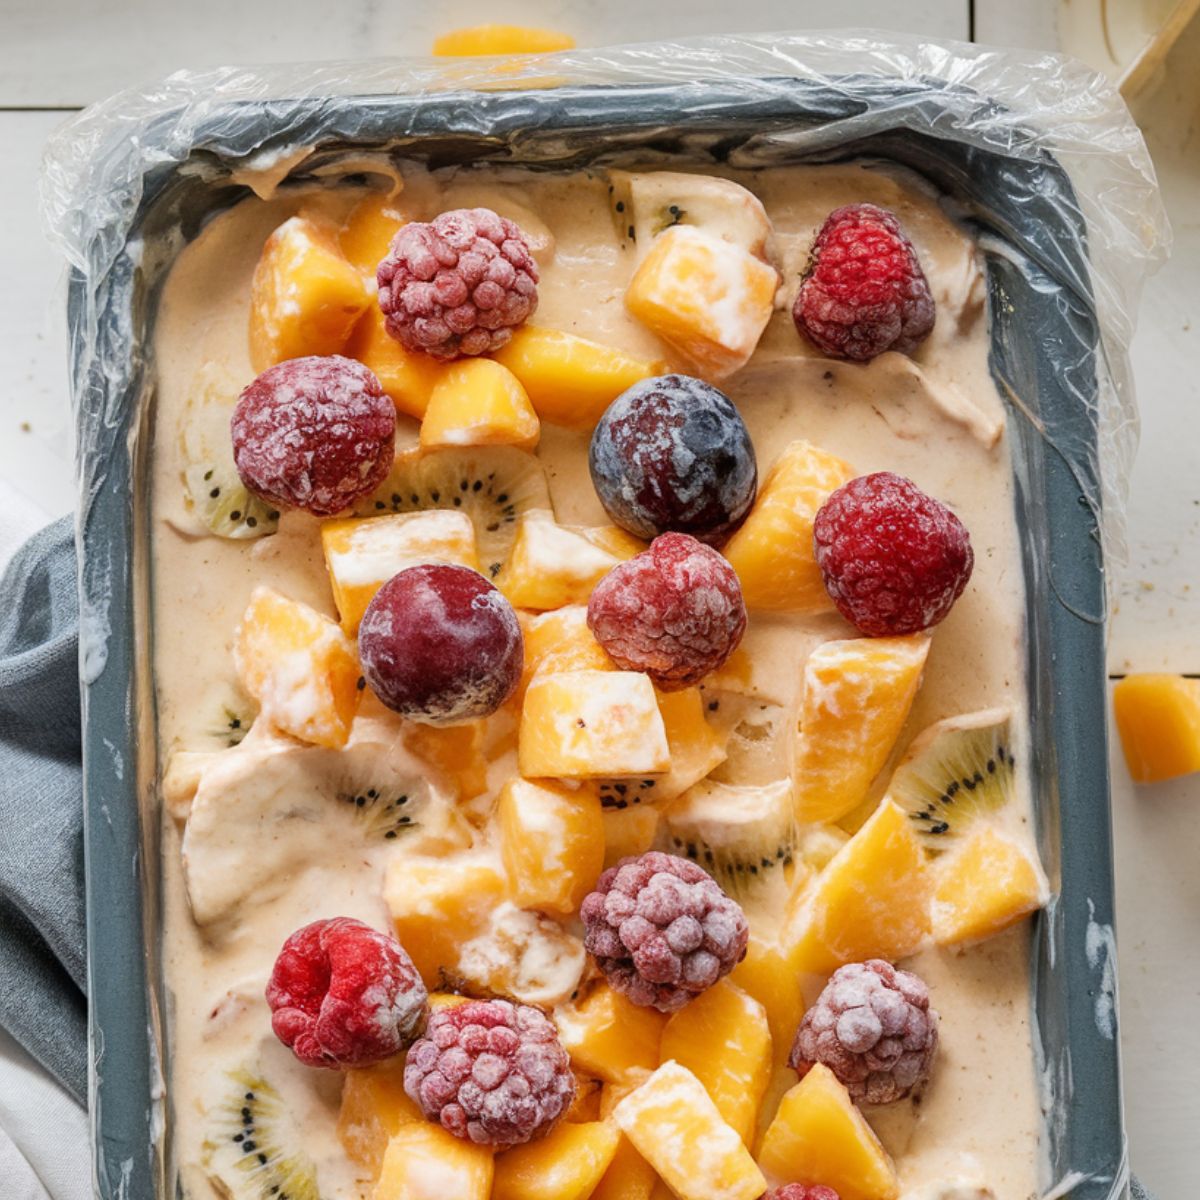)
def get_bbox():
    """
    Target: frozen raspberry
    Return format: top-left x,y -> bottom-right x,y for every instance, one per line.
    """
587,532 -> 746,691
358,563 -> 523,723
789,960 -> 939,1105
764,1187 -> 841,1200
231,355 -> 395,517
581,850 -> 749,1013
813,472 -> 973,637
376,207 -> 538,360
793,204 -> 935,362
403,999 -> 574,1147
266,917 -> 428,1069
